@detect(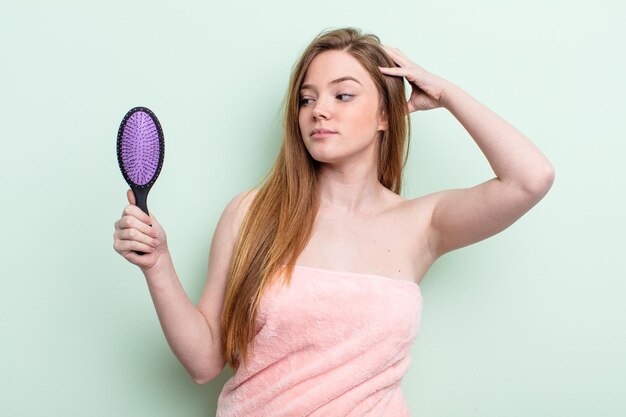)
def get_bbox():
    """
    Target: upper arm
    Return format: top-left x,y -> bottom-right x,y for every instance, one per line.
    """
196,188 -> 258,376
420,174 -> 554,258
